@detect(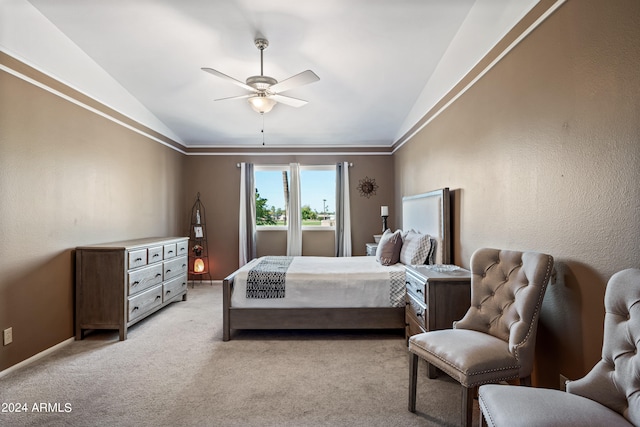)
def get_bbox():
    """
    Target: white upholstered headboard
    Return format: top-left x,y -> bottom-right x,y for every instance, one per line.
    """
402,188 -> 451,264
